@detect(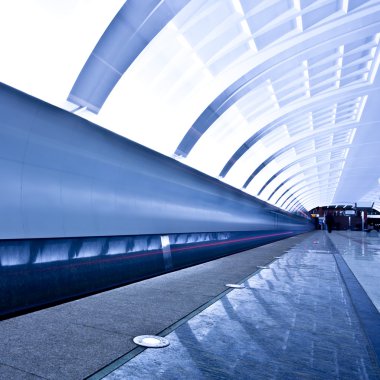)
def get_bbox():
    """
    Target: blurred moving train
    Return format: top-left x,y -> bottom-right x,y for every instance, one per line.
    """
0,84 -> 313,318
